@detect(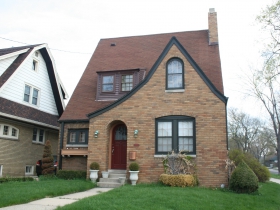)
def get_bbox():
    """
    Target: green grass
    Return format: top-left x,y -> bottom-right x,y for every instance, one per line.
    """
0,178 -> 95,208
57,182 -> 280,210
270,173 -> 280,179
